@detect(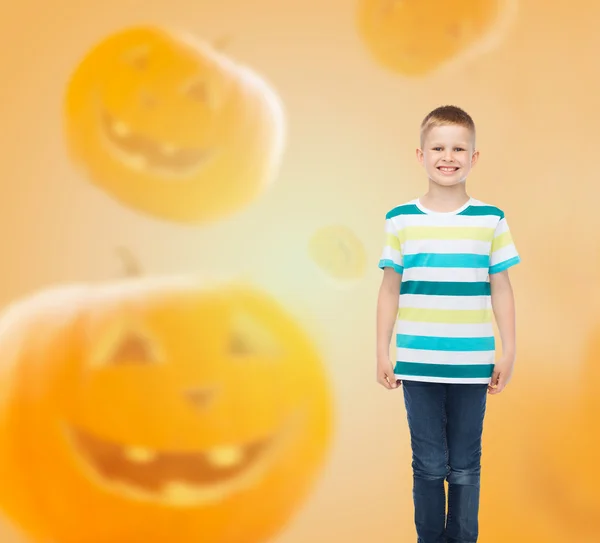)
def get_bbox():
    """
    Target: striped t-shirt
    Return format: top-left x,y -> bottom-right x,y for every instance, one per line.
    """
378,197 -> 520,384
